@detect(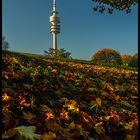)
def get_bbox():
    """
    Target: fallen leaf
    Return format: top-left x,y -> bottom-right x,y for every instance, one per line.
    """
124,134 -> 135,140
94,126 -> 105,135
41,131 -> 56,140
22,111 -> 35,121
96,98 -> 102,106
15,126 -> 41,140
